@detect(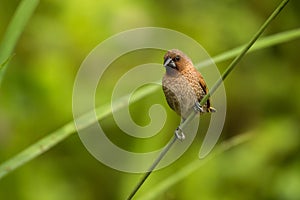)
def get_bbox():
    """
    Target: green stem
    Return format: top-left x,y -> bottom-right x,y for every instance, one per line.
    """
200,0 -> 290,105
141,133 -> 253,200
127,0 -> 290,199
182,0 -> 290,131
0,0 -> 39,84
208,28 -> 300,65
